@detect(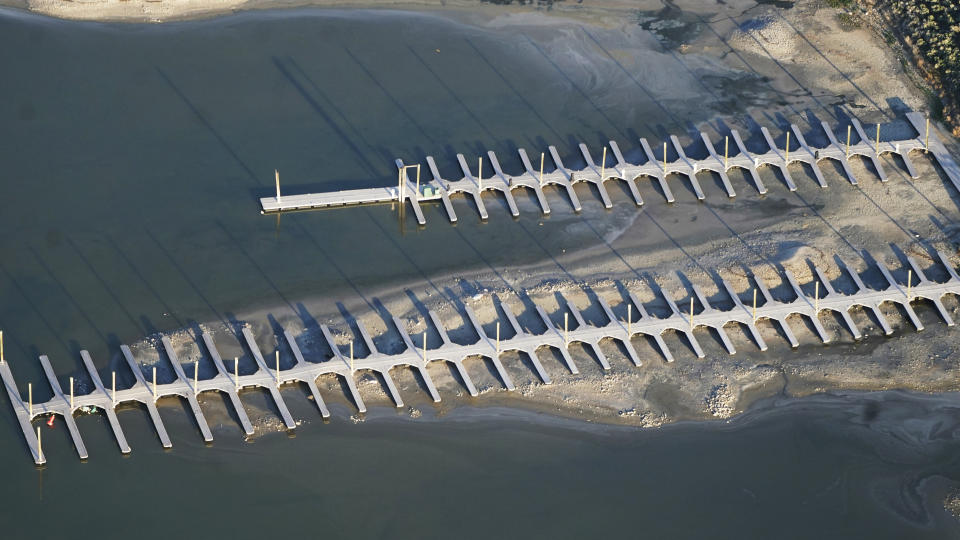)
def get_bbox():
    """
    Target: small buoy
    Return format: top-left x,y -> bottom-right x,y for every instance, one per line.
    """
46,416 -> 55,427
435,49 -> 440,53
